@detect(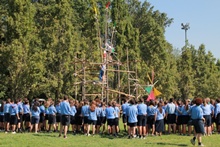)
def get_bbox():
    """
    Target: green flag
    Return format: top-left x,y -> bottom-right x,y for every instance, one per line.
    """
145,86 -> 152,94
